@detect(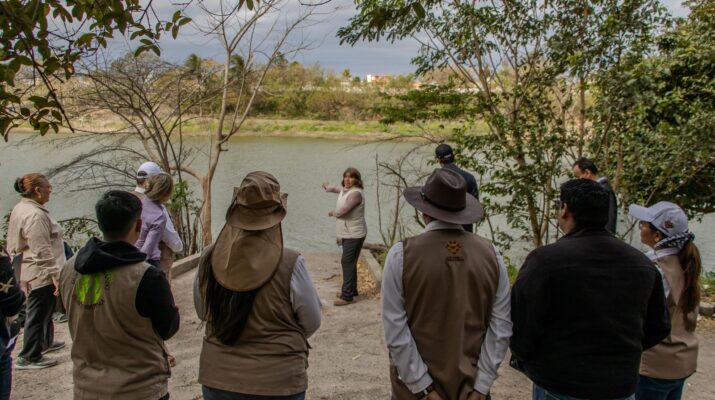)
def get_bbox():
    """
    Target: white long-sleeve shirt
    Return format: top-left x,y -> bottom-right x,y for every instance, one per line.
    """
381,220 -> 512,395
